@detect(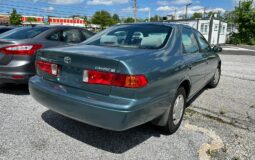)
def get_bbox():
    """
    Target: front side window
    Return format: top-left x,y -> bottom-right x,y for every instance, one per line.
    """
182,28 -> 199,54
48,29 -> 82,43
194,30 -> 210,52
62,29 -> 82,43
0,27 -> 48,39
81,29 -> 94,40
84,24 -> 172,49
